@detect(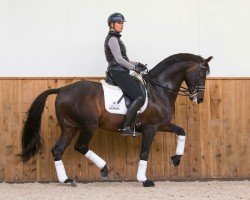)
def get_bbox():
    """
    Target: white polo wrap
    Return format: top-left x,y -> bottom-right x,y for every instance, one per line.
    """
85,150 -> 106,169
137,160 -> 147,182
54,160 -> 68,183
176,135 -> 186,155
